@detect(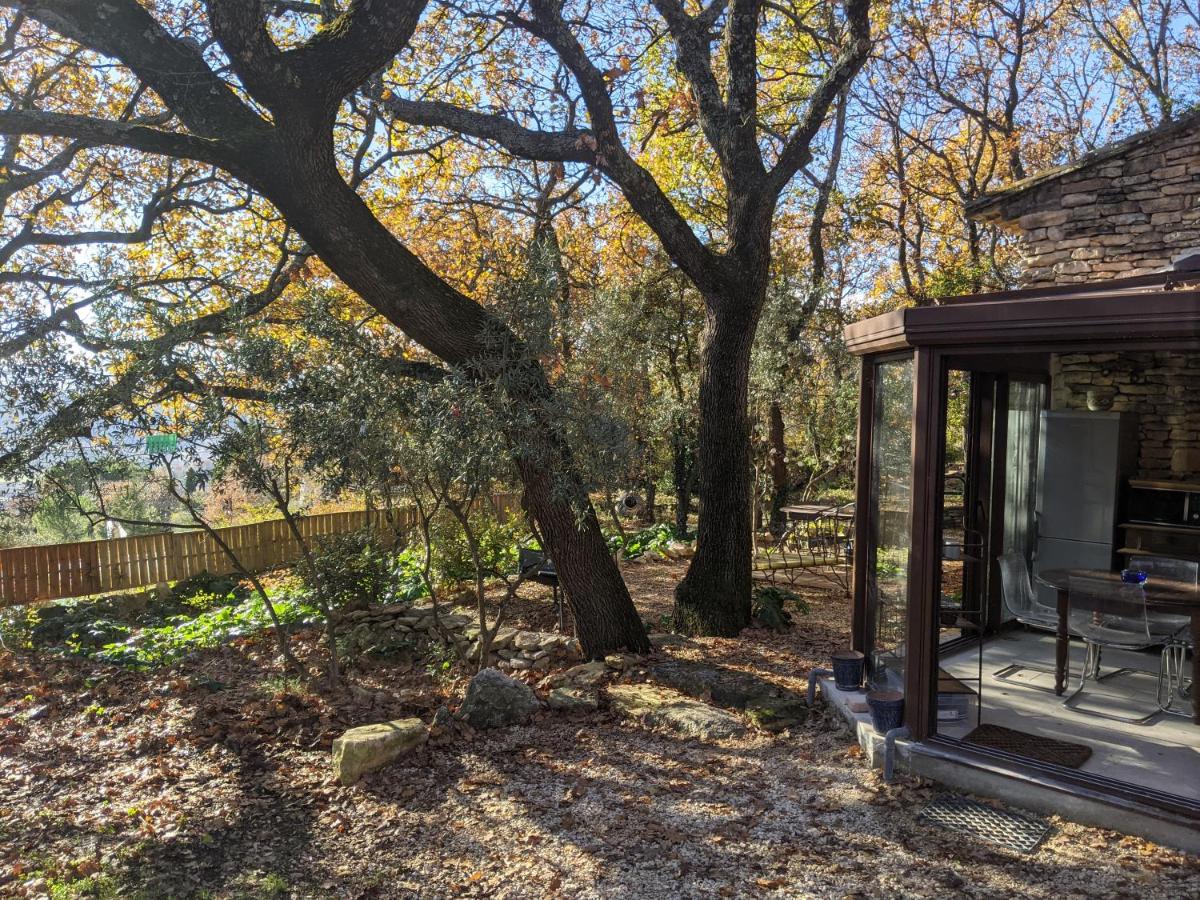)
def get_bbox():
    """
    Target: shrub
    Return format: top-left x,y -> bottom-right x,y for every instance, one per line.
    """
91,589 -> 322,668
752,586 -> 811,632
608,522 -> 676,560
170,570 -> 244,606
428,512 -> 524,587
296,528 -> 422,611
